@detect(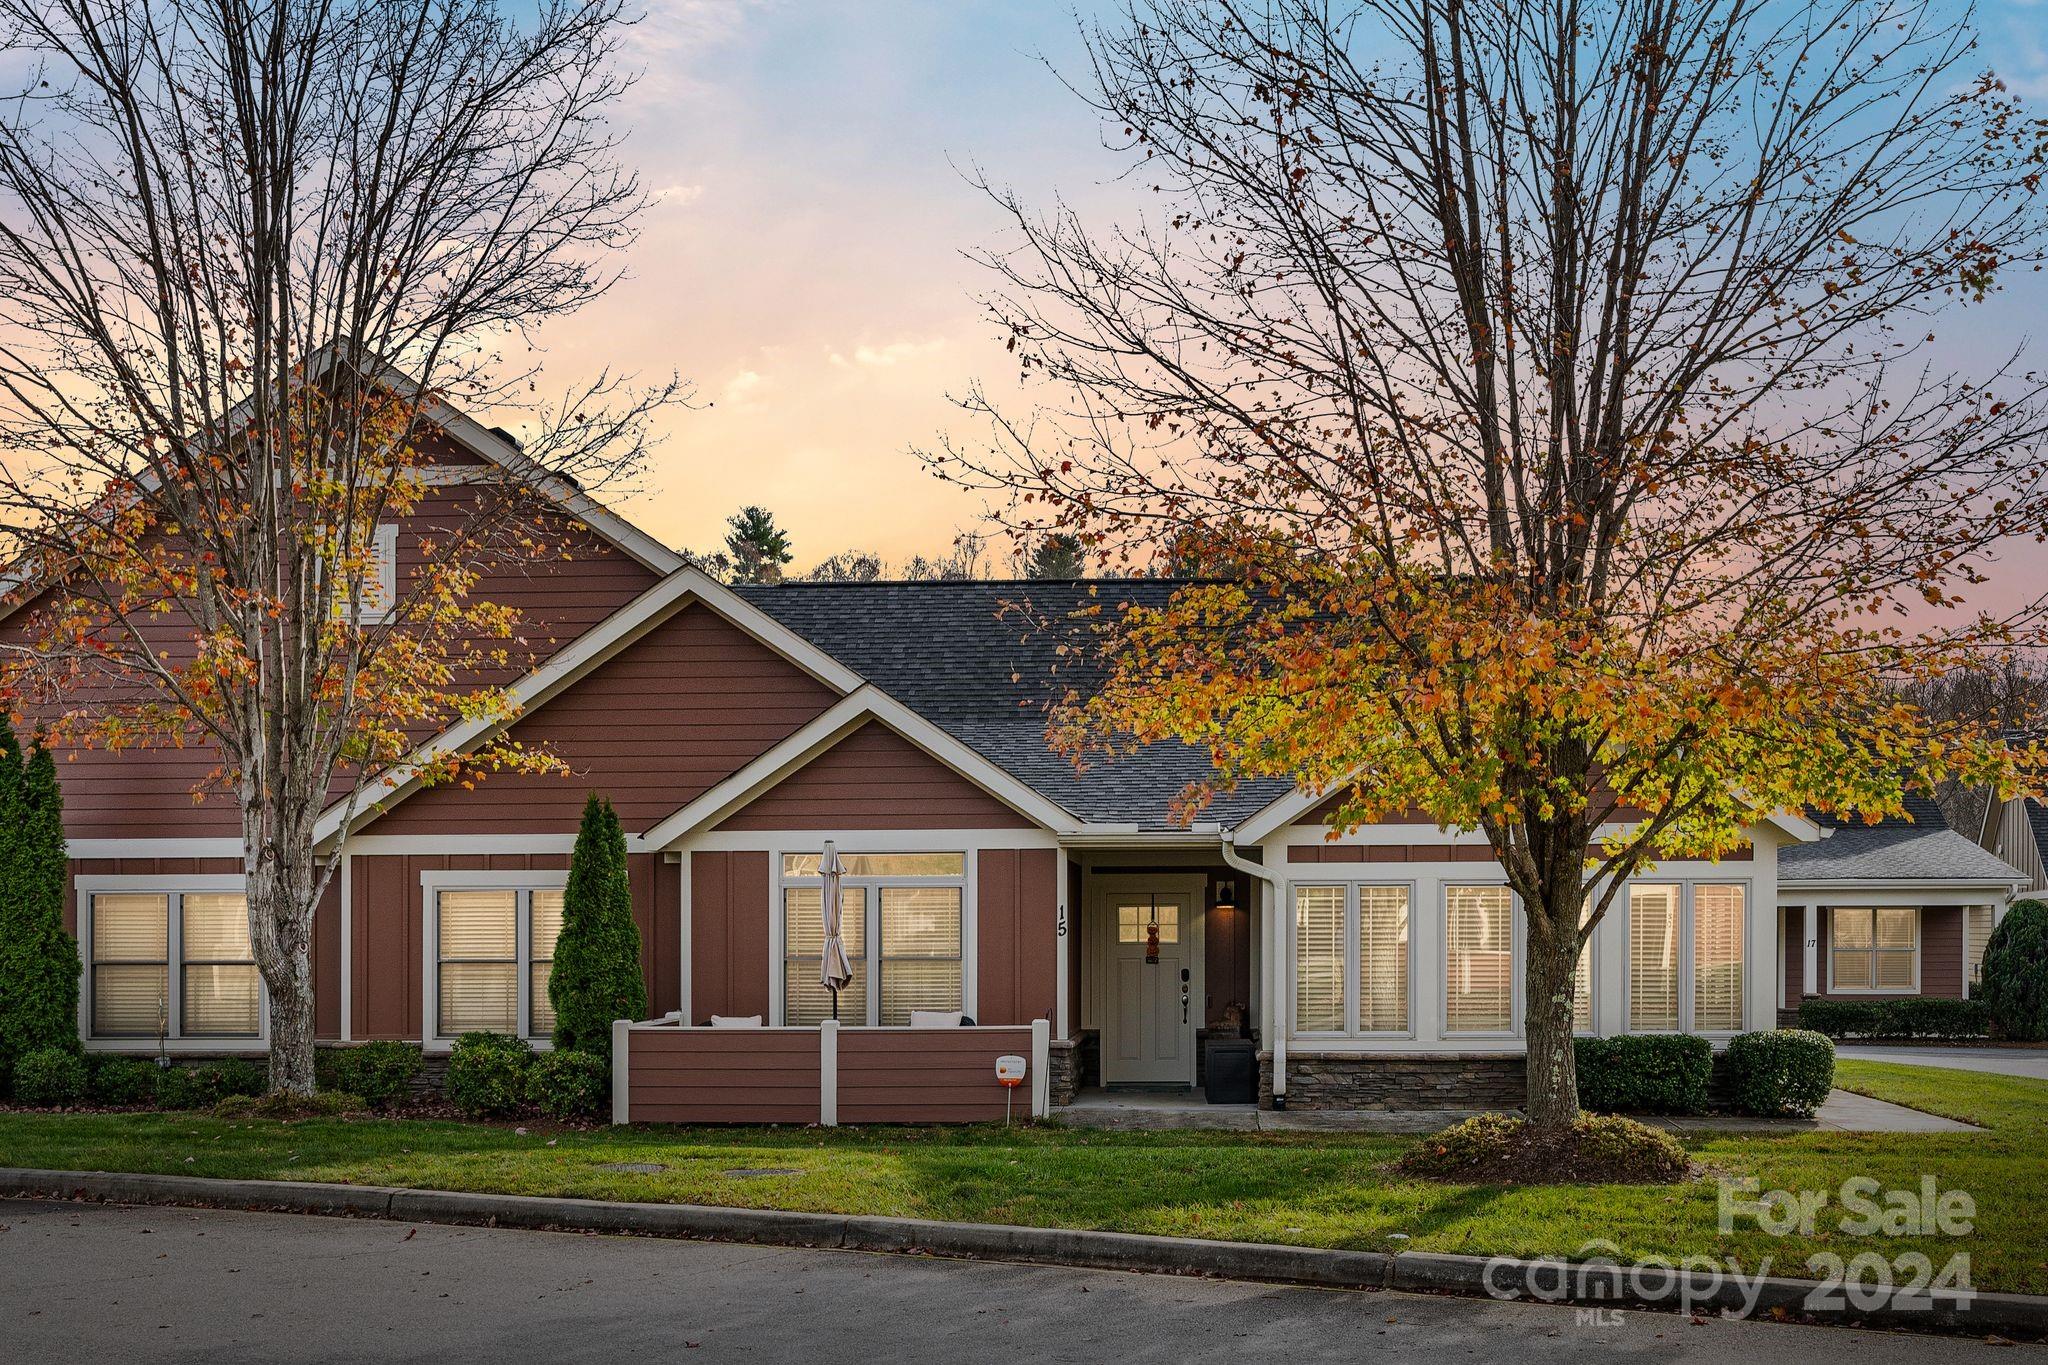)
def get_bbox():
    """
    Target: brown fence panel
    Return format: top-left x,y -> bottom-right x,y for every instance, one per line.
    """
836,1027 -> 1033,1123
626,1027 -> 821,1124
